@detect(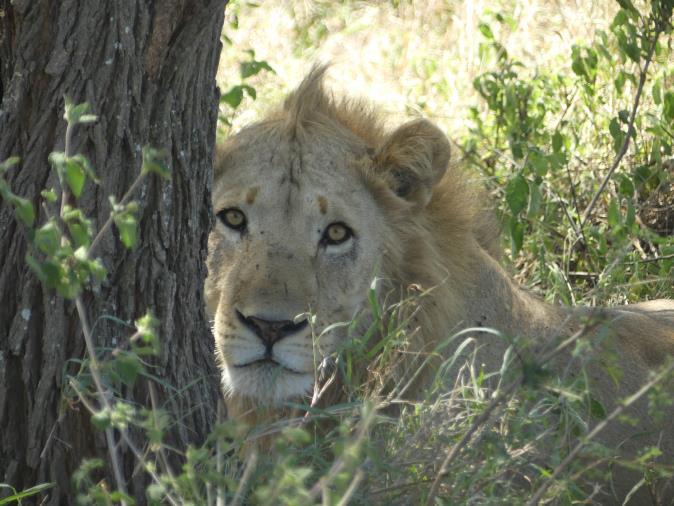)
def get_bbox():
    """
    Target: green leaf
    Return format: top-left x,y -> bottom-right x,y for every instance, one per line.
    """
615,0 -> 638,15
607,198 -> 621,227
618,173 -> 635,197
0,156 -> 20,174
68,223 -> 90,248
505,174 -> 529,214
135,313 -> 159,342
63,208 -> 93,248
612,9 -> 629,28
91,409 -> 111,430
478,22 -> 494,40
527,181 -> 542,218
609,117 -> 625,153
617,109 -> 629,123
240,59 -> 273,79
42,260 -> 65,291
588,396 -> 607,420
115,215 -> 137,249
88,258 -> 107,282
147,483 -> 167,502
510,139 -> 524,160
48,151 -> 67,182
134,313 -> 160,355
625,200 -> 635,227
25,254 -> 47,284
637,446 -> 663,464
114,352 -> 142,387
609,118 -> 621,139
41,188 -> 58,203
652,80 -> 662,105
663,91 -> 674,121
509,216 -> 525,257
34,221 -> 61,256
11,195 -> 35,227
64,99 -> 92,125
113,203 -> 139,249
241,84 -> 257,100
65,158 -> 86,198
141,146 -> 170,180
78,114 -> 98,124
620,36 -> 640,63
70,154 -> 99,184
529,150 -> 548,176
0,483 -> 56,505
615,71 -> 626,95
570,45 -> 597,84
221,85 -> 244,108
552,131 -> 564,154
